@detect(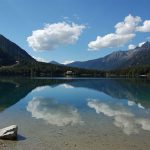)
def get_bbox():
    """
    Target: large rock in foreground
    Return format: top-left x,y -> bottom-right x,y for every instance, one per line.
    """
0,125 -> 18,140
